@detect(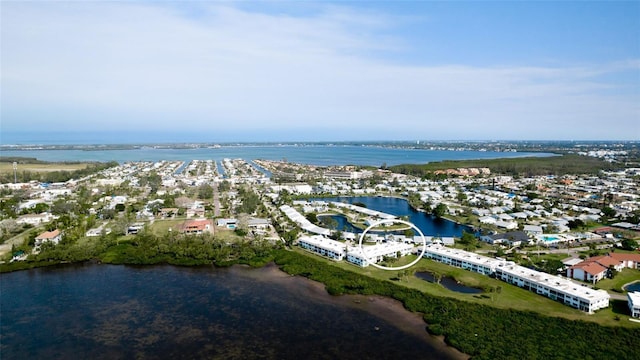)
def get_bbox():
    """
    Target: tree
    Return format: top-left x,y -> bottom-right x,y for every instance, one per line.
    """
567,219 -> 585,230
320,216 -> 338,230
433,203 -> 448,218
305,213 -> 318,224
459,231 -> 478,251
198,184 -> 214,200
141,171 -> 162,193
620,239 -> 638,251
601,206 -> 616,218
